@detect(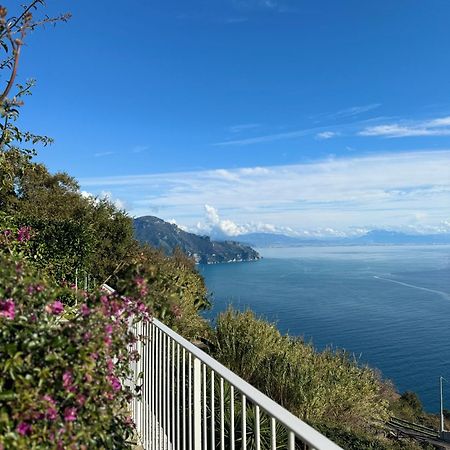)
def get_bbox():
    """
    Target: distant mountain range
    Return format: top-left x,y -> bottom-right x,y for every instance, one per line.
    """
133,216 -> 261,264
232,229 -> 450,247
